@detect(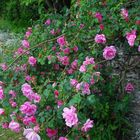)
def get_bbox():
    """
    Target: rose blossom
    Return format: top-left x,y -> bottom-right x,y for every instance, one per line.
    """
57,100 -> 63,108
57,36 -> 66,47
46,128 -> 57,138
59,56 -> 69,66
72,46 -> 78,52
79,65 -> 86,72
138,45 -> 140,52
121,8 -> 129,21
103,46 -> 117,60
62,106 -> 78,127
21,83 -> 33,97
20,102 -> 37,116
99,24 -> 104,30
2,122 -> 9,129
0,86 -> 4,100
71,60 -> 78,69
28,56 -> 37,66
95,34 -> 106,44
25,75 -> 31,81
0,63 -> 7,71
63,47 -> 70,54
82,82 -> 91,95
95,12 -> 102,23
59,137 -> 68,140
126,30 -> 136,47
22,40 -> 30,48
125,83 -> 134,92
23,128 -> 41,140
81,119 -> 94,132
0,108 -> 5,115
23,116 -> 36,125
70,79 -> 78,87
45,19 -> 51,25
9,121 -> 20,133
